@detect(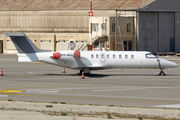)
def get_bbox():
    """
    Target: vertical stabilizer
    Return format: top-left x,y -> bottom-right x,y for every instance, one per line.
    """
5,33 -> 51,53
